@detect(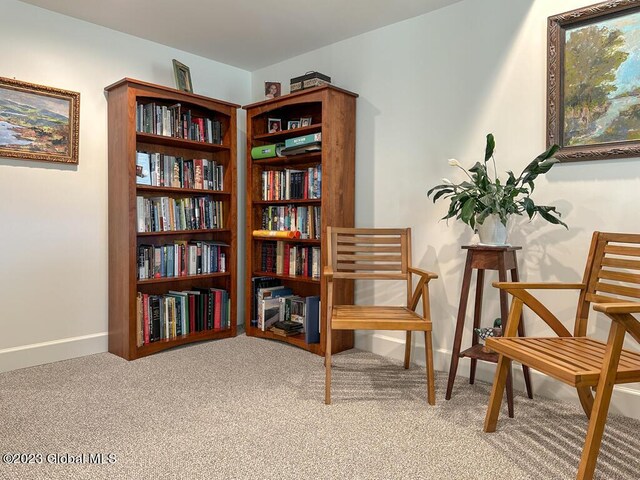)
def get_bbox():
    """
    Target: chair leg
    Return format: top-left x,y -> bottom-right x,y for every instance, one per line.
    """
577,386 -> 594,419
425,330 -> 436,405
404,331 -> 412,369
576,321 -> 626,480
325,329 -> 332,405
484,354 -> 511,432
